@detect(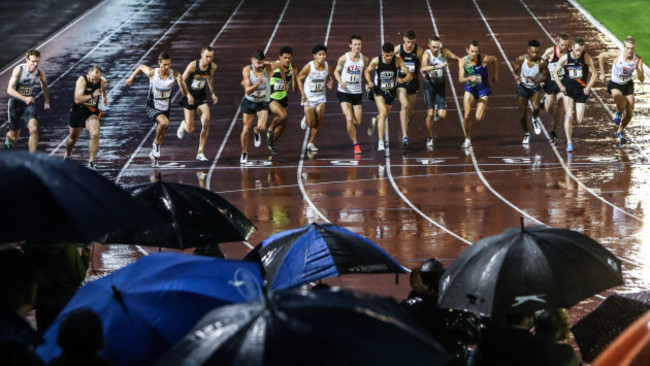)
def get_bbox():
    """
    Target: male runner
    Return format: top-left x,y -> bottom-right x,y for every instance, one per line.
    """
513,40 -> 549,145
541,33 -> 570,140
395,30 -> 423,148
364,42 -> 413,152
334,35 -> 369,155
65,66 -> 107,169
177,46 -> 218,161
598,36 -> 645,146
5,48 -> 50,151
458,40 -> 499,148
125,52 -> 186,166
266,46 -> 297,155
